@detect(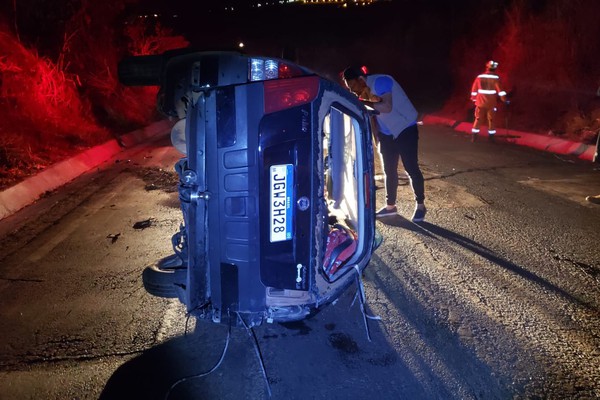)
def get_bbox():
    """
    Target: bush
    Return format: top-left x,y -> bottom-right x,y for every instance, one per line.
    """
0,0 -> 188,190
